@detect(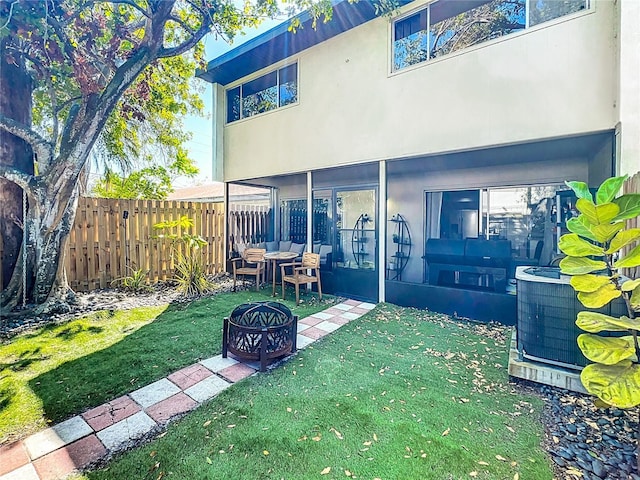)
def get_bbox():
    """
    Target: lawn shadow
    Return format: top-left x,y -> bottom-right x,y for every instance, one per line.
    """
27,294 -> 238,424
0,347 -> 46,373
